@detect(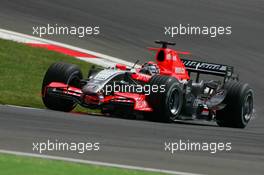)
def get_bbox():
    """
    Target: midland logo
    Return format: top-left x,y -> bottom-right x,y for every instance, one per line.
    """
183,60 -> 227,72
